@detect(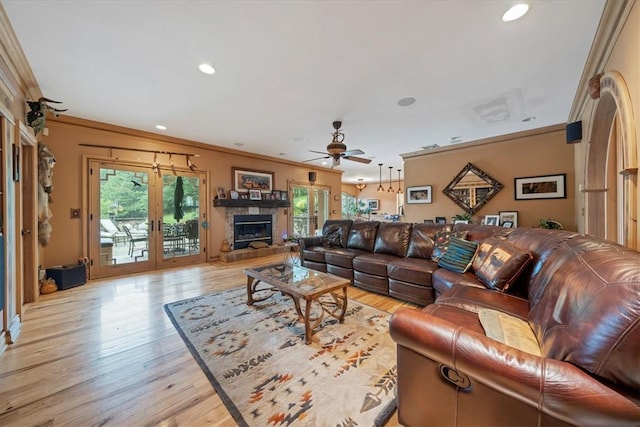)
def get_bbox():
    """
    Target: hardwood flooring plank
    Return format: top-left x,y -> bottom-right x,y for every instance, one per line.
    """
0,255 -> 415,426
